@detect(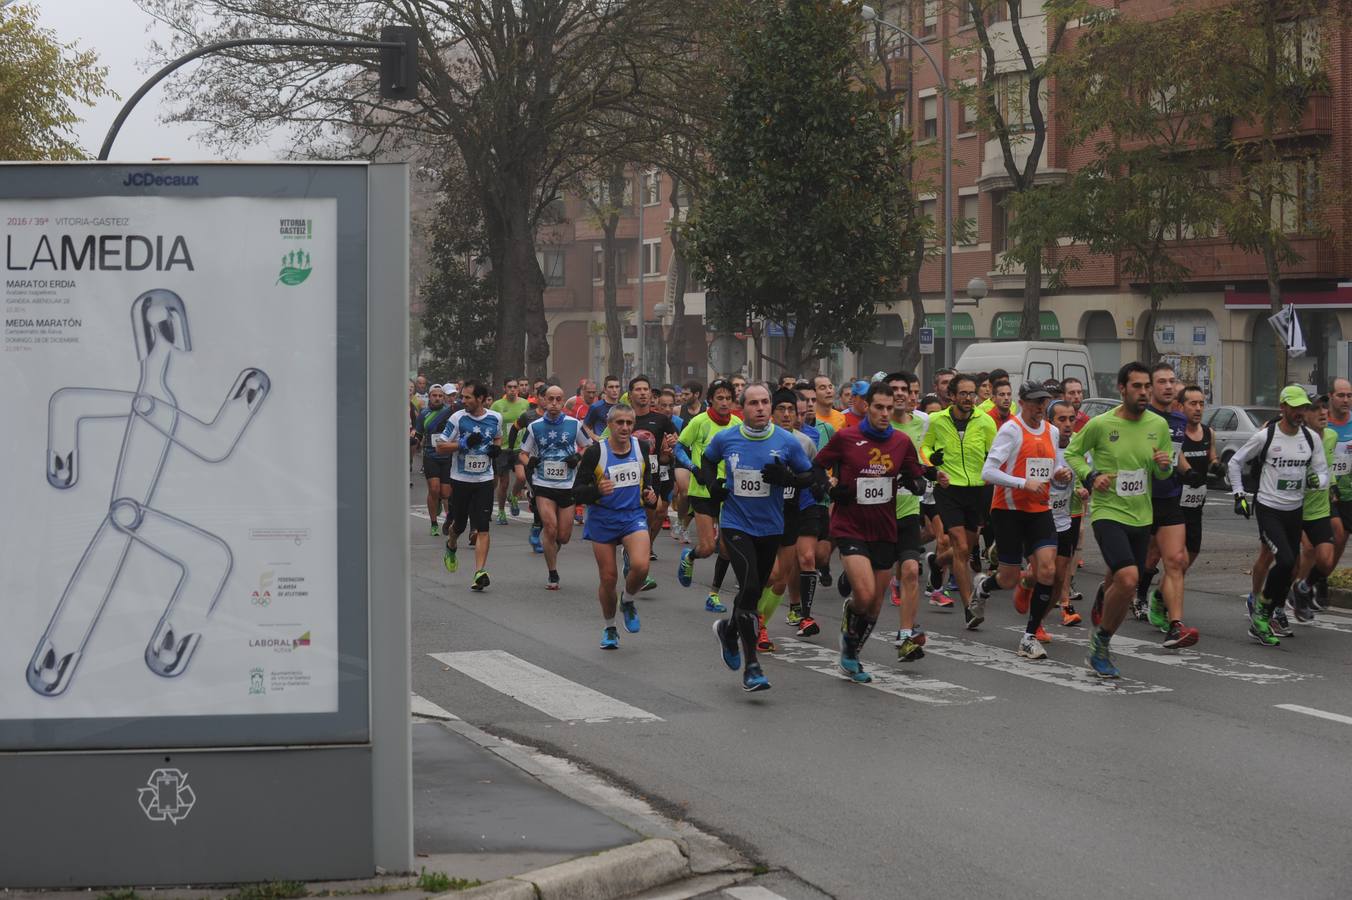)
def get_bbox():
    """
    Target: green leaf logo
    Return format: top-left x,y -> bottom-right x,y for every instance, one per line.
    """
276,248 -> 313,286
